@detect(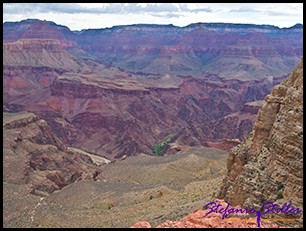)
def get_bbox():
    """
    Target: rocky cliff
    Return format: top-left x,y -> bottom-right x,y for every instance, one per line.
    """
218,58 -> 303,210
3,111 -> 104,196
3,39 -> 81,70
